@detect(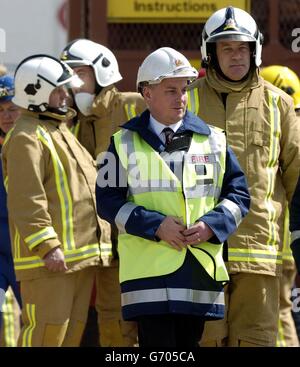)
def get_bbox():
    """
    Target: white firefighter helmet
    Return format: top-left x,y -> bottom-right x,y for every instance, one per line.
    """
201,6 -> 263,67
60,39 -> 122,87
136,47 -> 198,91
13,54 -> 82,112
